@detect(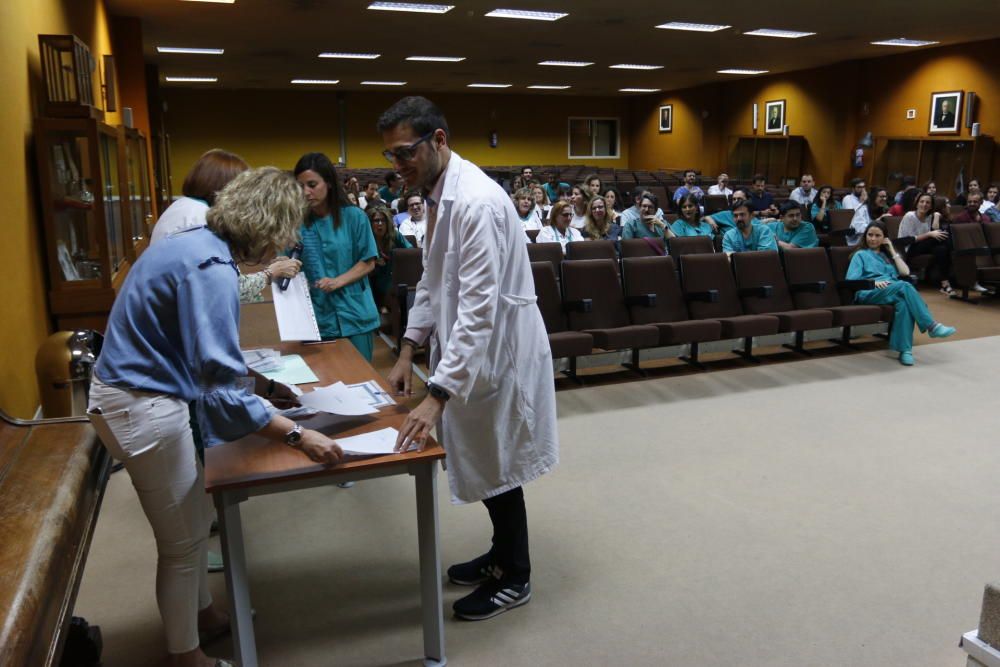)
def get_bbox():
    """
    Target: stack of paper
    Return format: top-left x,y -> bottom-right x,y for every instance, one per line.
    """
272,273 -> 321,342
242,348 -> 281,372
337,427 -> 403,455
298,382 -> 379,416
